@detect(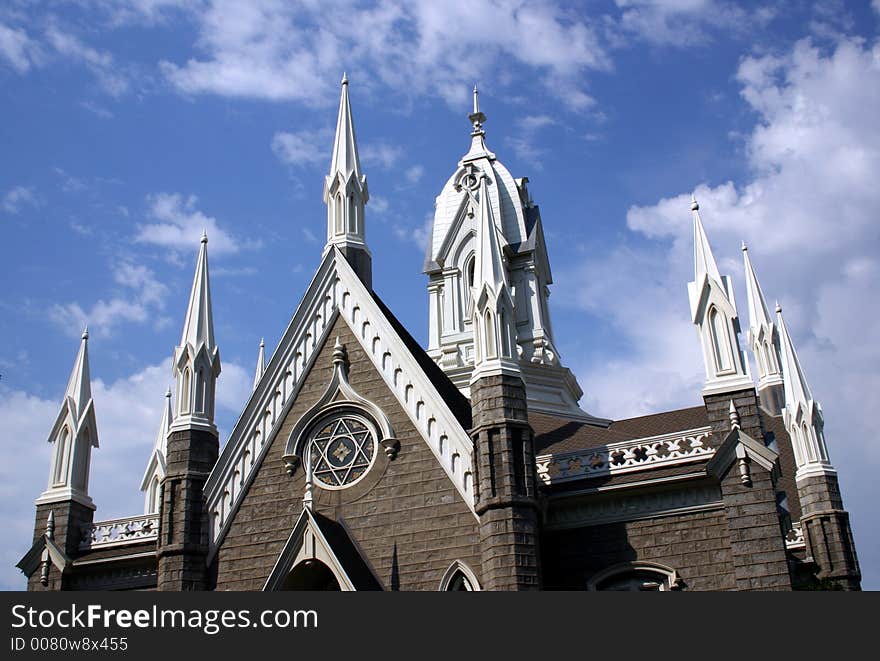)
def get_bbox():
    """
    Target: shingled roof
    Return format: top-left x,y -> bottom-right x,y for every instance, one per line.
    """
532,405 -> 710,456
